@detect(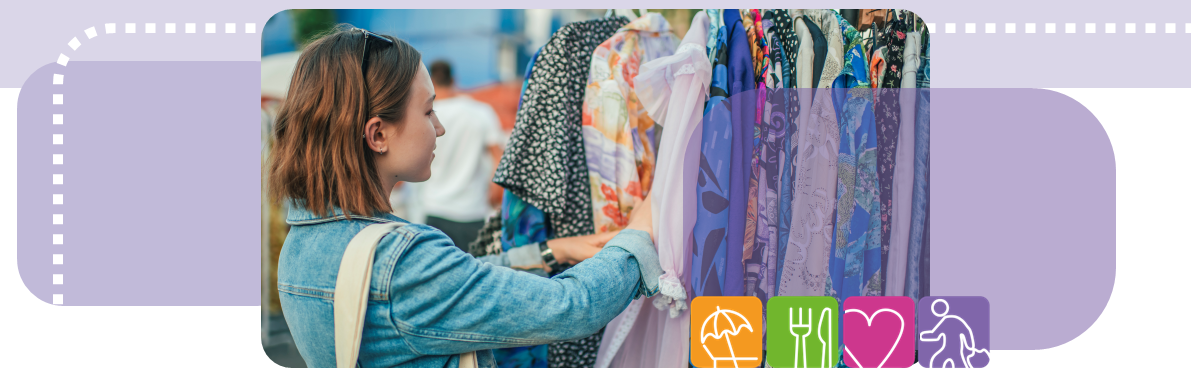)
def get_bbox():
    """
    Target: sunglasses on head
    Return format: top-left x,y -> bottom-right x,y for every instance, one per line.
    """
355,27 -> 395,77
